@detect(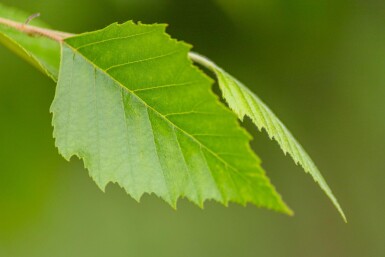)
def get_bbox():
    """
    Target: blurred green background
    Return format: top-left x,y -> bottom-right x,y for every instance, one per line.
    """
0,0 -> 384,256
